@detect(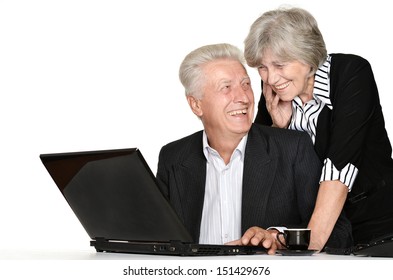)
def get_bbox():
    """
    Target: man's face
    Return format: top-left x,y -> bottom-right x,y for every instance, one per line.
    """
190,59 -> 254,141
